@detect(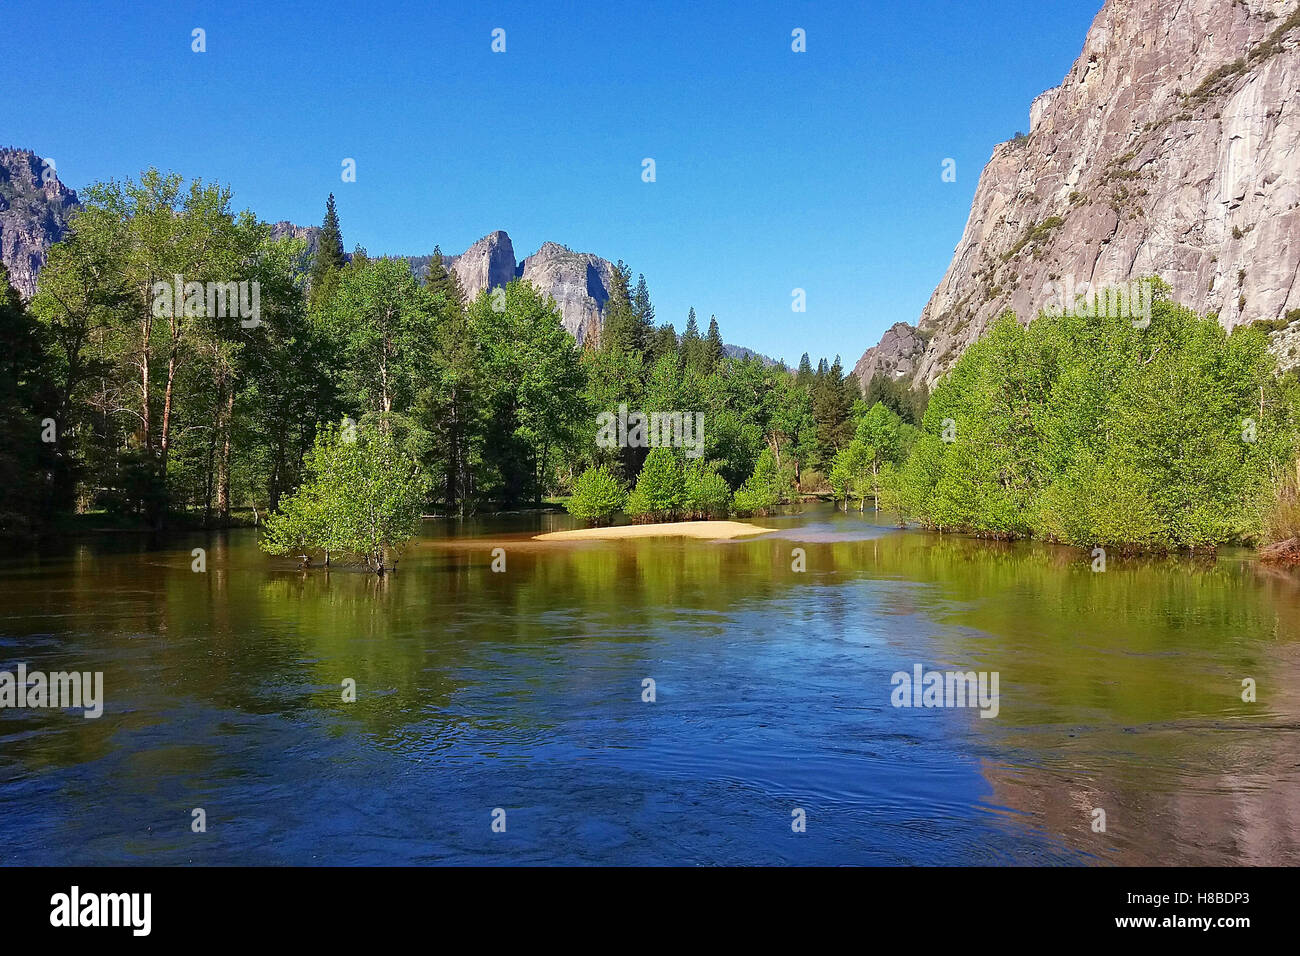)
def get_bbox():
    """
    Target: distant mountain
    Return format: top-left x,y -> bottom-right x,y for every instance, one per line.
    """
0,147 -> 79,297
855,0 -> 1300,390
0,156 -> 769,359
410,230 -> 771,359
409,231 -> 614,345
